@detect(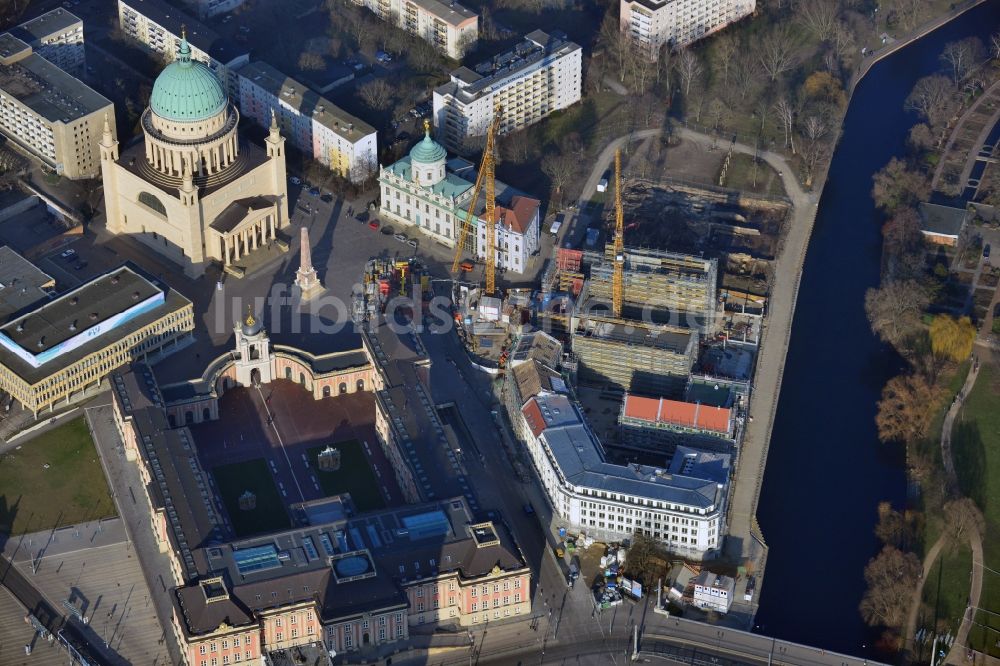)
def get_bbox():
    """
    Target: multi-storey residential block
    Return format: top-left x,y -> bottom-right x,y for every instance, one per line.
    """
519,391 -> 727,559
117,0 -> 249,98
11,8 -> 84,74
356,0 -> 478,60
378,127 -> 540,273
238,61 -> 377,183
187,0 -> 246,19
433,30 -> 581,153
0,264 -> 193,417
0,33 -> 112,178
620,0 -> 755,56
